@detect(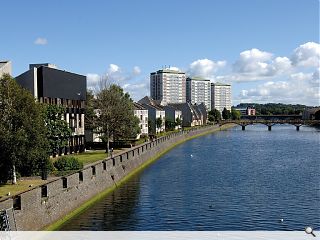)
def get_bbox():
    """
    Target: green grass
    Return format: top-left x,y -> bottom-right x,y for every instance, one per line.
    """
62,149 -> 125,166
0,179 -> 47,199
135,138 -> 147,145
71,150 -> 108,165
